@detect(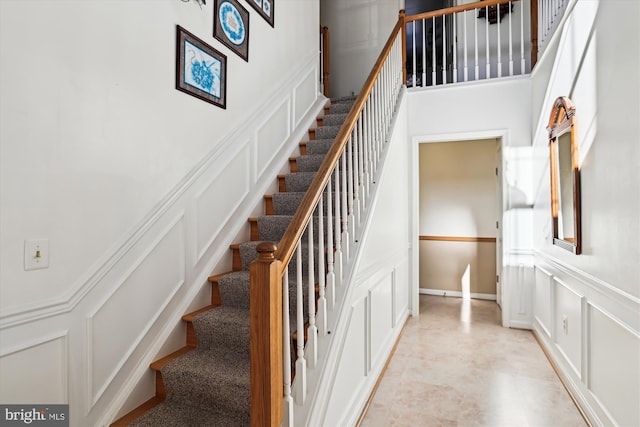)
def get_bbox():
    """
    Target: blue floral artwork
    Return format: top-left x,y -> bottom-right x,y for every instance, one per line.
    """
176,26 -> 226,108
213,0 -> 249,61
219,1 -> 245,46
246,0 -> 274,27
184,41 -> 221,97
